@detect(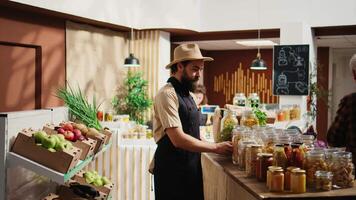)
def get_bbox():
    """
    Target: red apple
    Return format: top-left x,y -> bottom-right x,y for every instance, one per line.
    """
73,129 -> 82,140
63,131 -> 75,141
57,127 -> 65,134
62,123 -> 74,132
